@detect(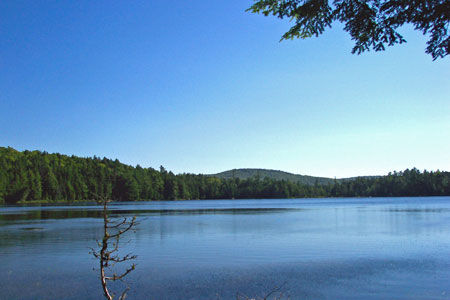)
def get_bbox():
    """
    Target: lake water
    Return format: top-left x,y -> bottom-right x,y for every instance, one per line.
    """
1,197 -> 450,300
